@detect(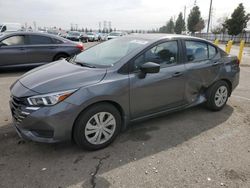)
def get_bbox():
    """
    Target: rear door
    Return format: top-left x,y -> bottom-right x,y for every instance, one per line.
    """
183,40 -> 222,104
0,35 -> 28,66
25,34 -> 58,64
129,40 -> 187,119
